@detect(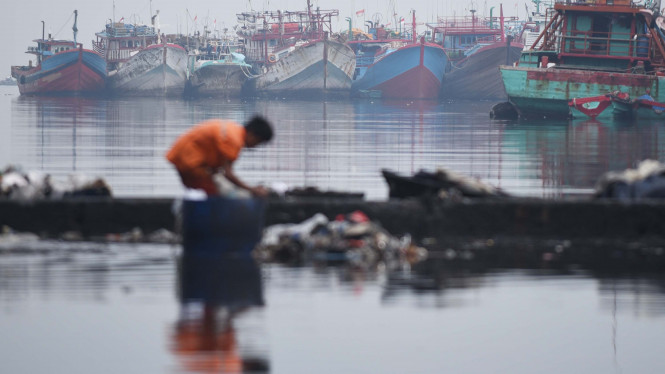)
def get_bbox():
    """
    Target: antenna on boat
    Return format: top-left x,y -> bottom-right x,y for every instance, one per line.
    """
40,20 -> 45,64
73,10 -> 79,45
